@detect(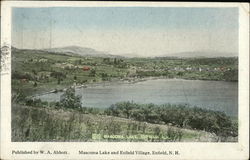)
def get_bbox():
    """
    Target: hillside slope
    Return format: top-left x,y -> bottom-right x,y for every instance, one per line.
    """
11,104 -> 226,142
